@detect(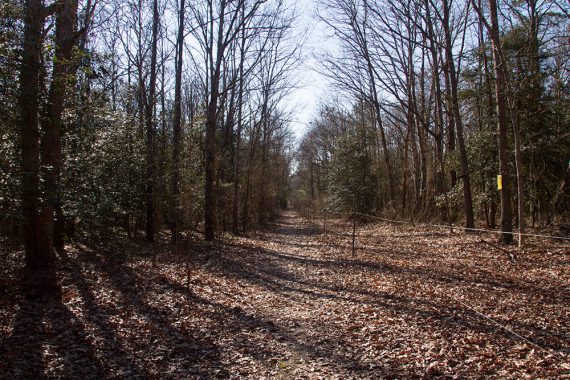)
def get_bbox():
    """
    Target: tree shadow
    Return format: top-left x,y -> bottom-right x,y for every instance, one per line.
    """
2,245 -> 225,379
151,270 -> 401,378
70,245 -> 227,378
1,271 -> 106,379
208,239 -> 569,355
3,217 -> 567,378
